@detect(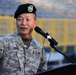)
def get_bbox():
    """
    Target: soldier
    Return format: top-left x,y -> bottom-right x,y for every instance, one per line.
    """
0,3 -> 47,75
